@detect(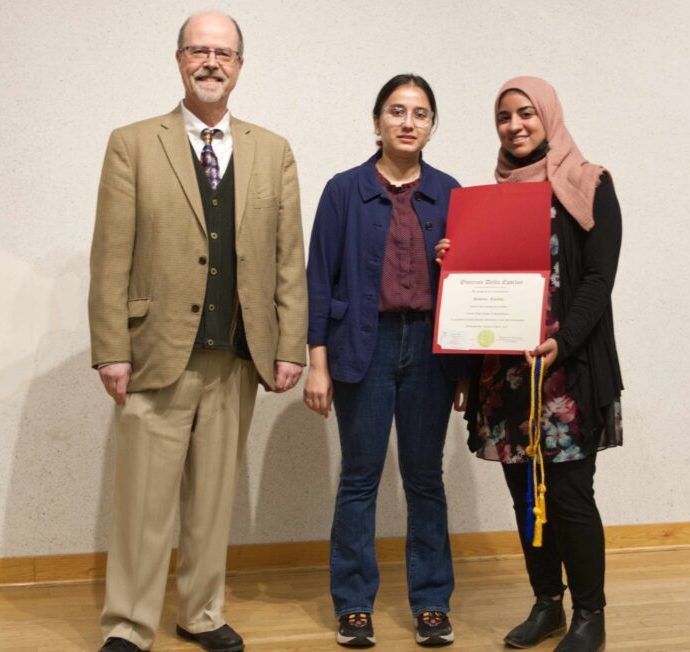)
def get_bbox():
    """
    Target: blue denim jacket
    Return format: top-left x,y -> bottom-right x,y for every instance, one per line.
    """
307,153 -> 475,383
